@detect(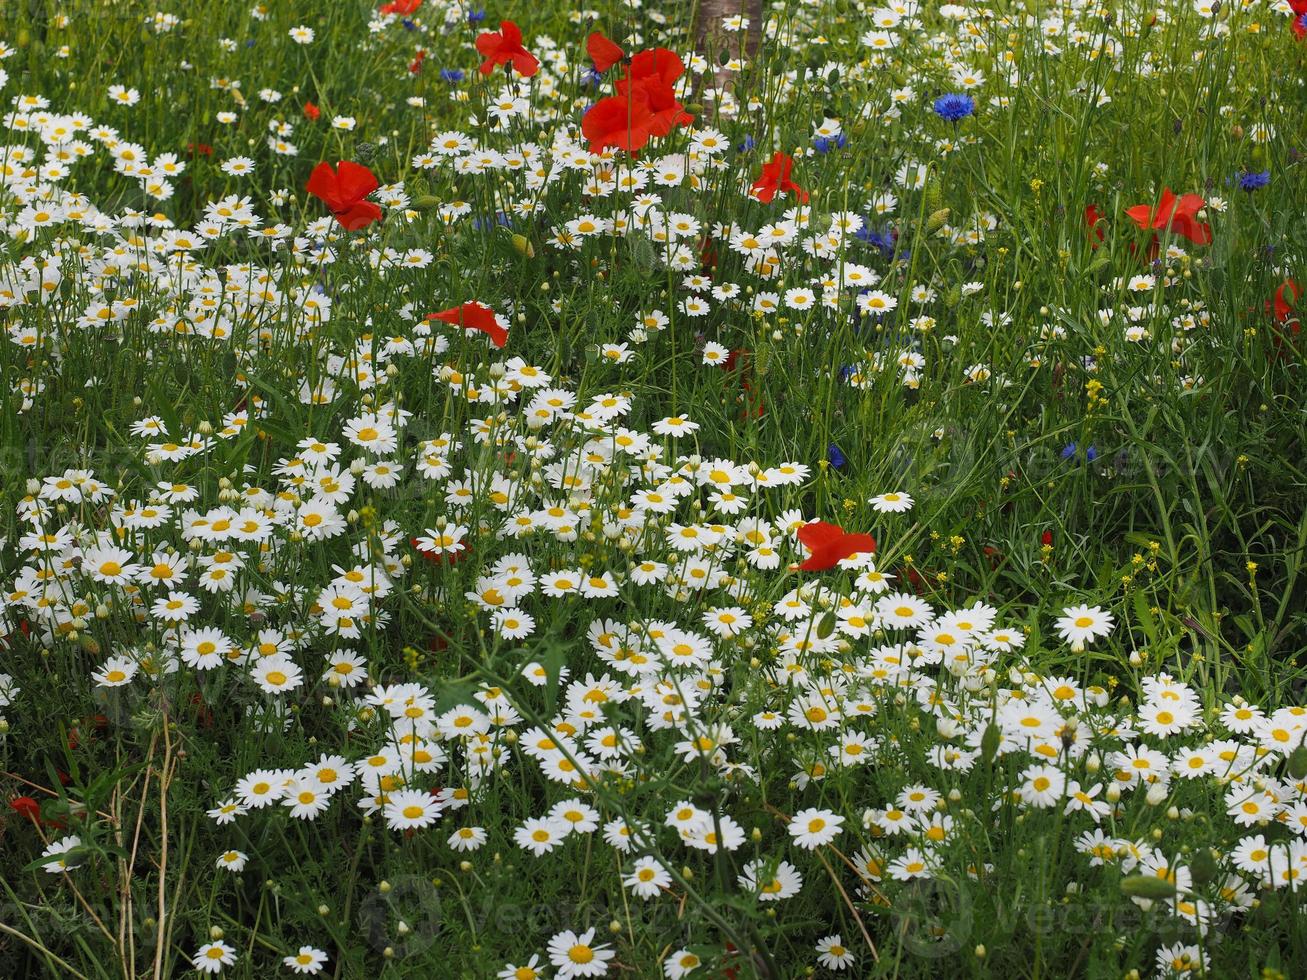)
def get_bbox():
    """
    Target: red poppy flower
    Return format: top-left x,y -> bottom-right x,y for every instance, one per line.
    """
306,160 -> 383,231
1124,187 -> 1211,246
303,100 -> 321,121
1291,0 -> 1307,37
410,537 -> 468,566
9,795 -> 41,824
1269,279 -> 1303,361
476,20 -> 539,77
409,49 -> 427,74
426,302 -> 509,348
587,32 -> 625,72
796,520 -> 876,571
380,0 -> 422,13
1273,279 -> 1301,323
1084,205 -> 1105,248
619,48 -> 693,137
186,142 -> 213,157
750,152 -> 810,204
1041,530 -> 1054,548
582,92 -> 656,153
581,46 -> 692,153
